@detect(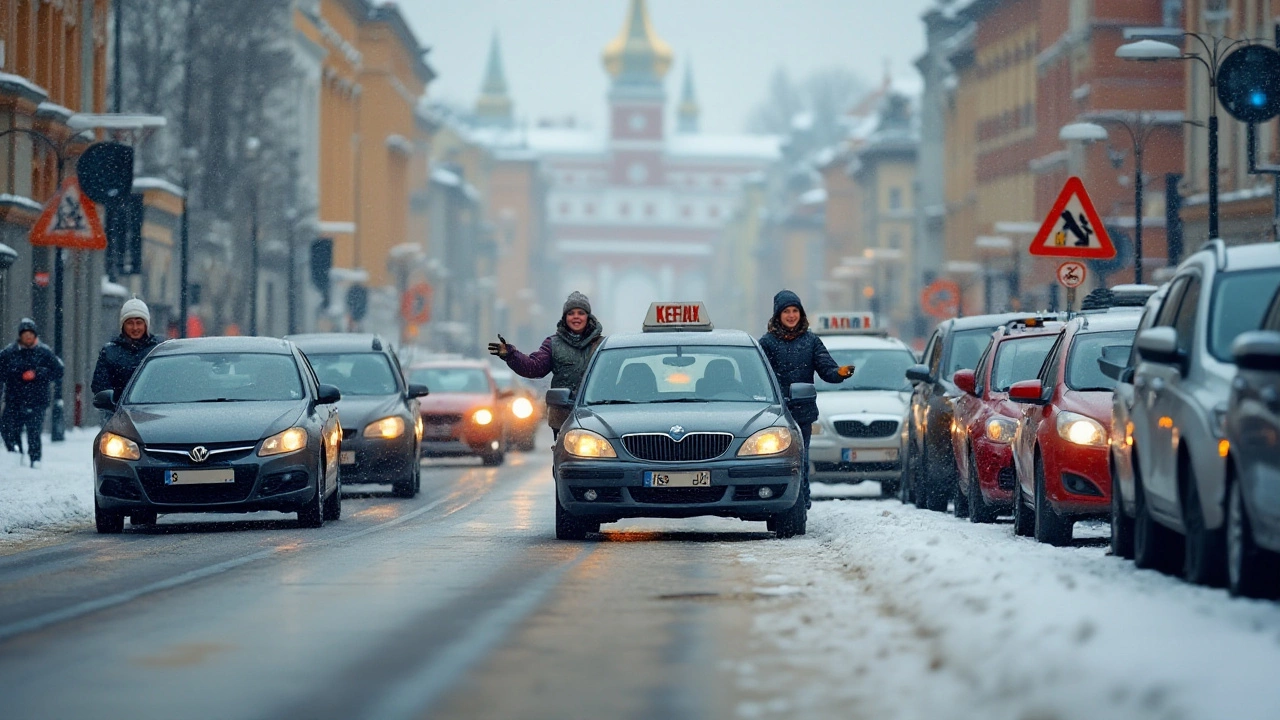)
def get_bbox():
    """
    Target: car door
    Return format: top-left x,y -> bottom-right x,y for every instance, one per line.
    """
1014,333 -> 1063,499
1147,273 -> 1202,519
953,341 -> 993,486
1132,276 -> 1189,516
911,329 -> 942,459
300,352 -> 340,492
1233,290 -> 1280,524
1112,295 -> 1163,510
